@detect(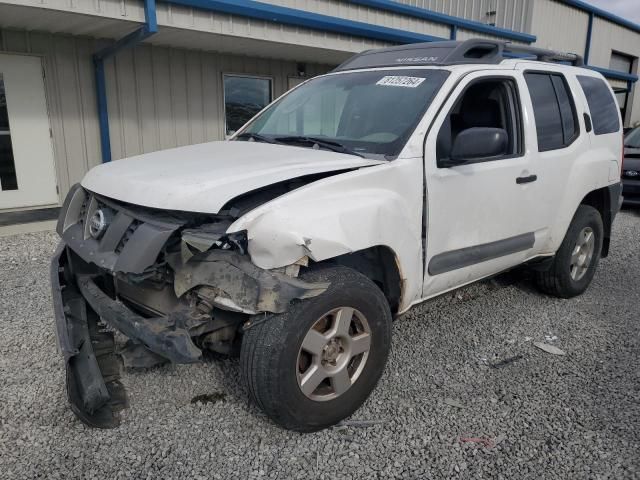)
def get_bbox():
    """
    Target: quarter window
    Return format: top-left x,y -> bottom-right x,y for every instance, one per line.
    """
224,75 -> 272,136
577,75 -> 621,135
524,72 -> 578,151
